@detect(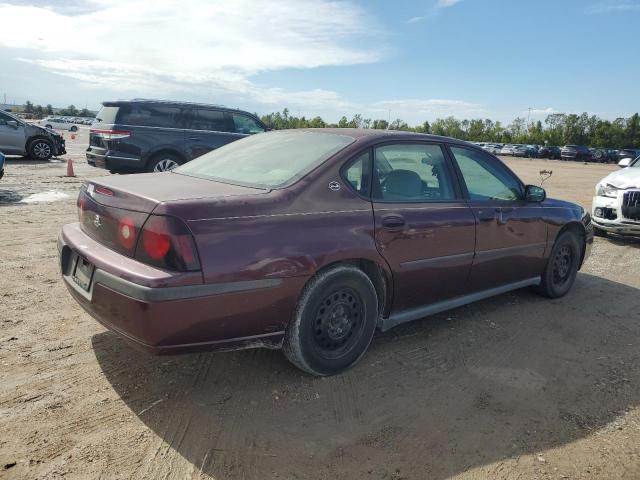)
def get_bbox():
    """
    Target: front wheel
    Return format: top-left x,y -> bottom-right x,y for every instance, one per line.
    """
28,138 -> 53,161
537,231 -> 581,298
283,265 -> 378,376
